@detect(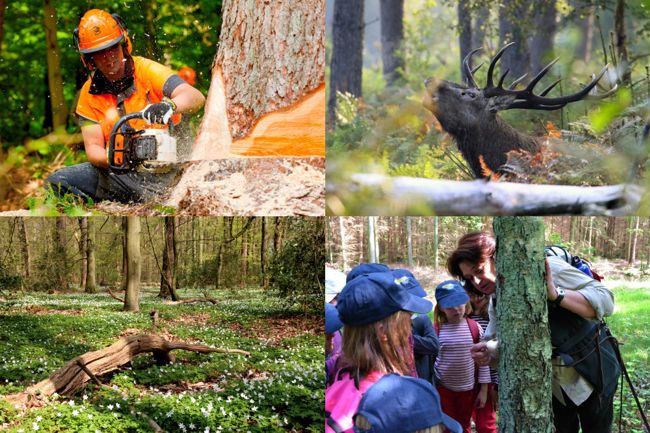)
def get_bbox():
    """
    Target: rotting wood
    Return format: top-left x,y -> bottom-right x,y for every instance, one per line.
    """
330,174 -> 642,216
4,334 -> 251,407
